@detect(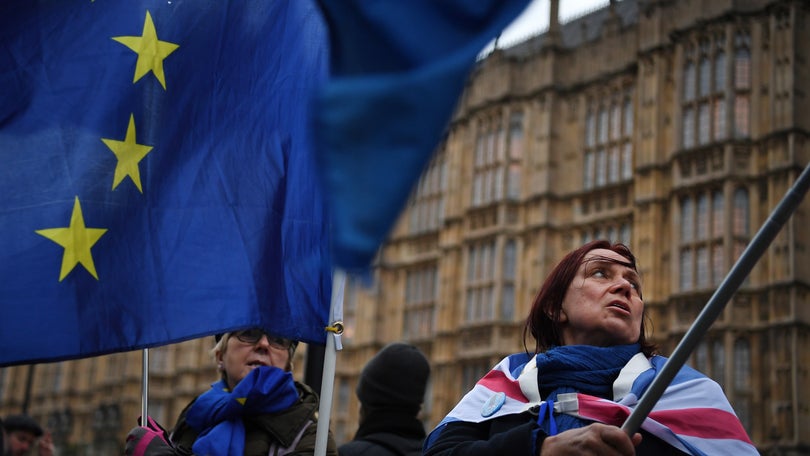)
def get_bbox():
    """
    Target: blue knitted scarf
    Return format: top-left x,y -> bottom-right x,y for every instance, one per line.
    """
535,344 -> 639,435
185,366 -> 299,456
